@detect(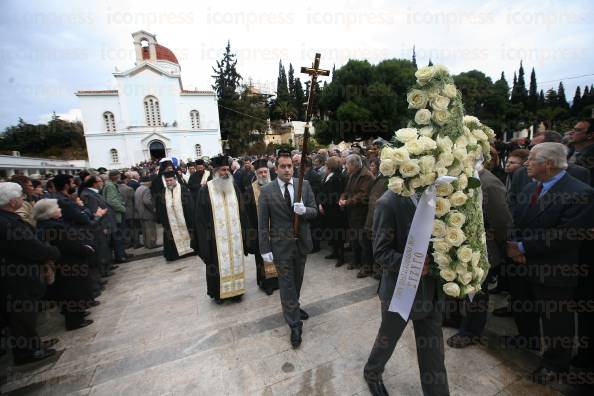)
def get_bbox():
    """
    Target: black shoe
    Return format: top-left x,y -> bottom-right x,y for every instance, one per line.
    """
364,375 -> 389,396
92,291 -> 101,299
42,338 -> 59,349
66,319 -> 94,331
101,271 -> 114,278
83,311 -> 91,317
125,253 -> 135,258
114,258 -> 127,264
290,326 -> 302,348
357,269 -> 371,278
265,289 -> 274,296
335,260 -> 344,268
100,280 -> 108,286
492,306 -> 513,317
531,366 -> 559,385
325,252 -> 338,260
110,265 -> 119,270
347,264 -> 355,270
214,298 -> 223,305
86,300 -> 101,308
14,348 -> 57,366
300,309 -> 309,321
